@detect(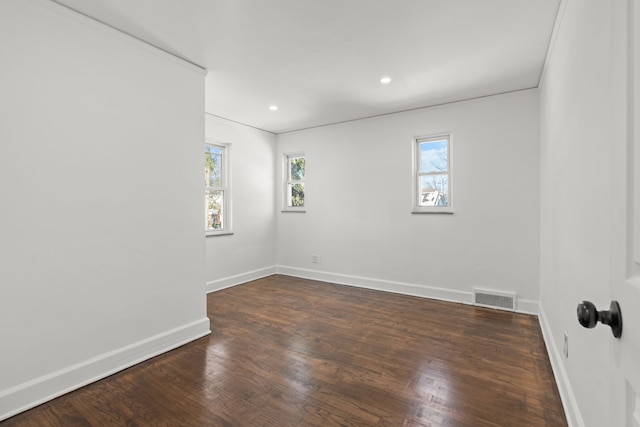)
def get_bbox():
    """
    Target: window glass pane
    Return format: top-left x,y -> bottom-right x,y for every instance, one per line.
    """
289,157 -> 305,181
206,189 -> 224,230
205,146 -> 222,187
288,182 -> 305,207
419,140 -> 448,173
419,175 -> 448,206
